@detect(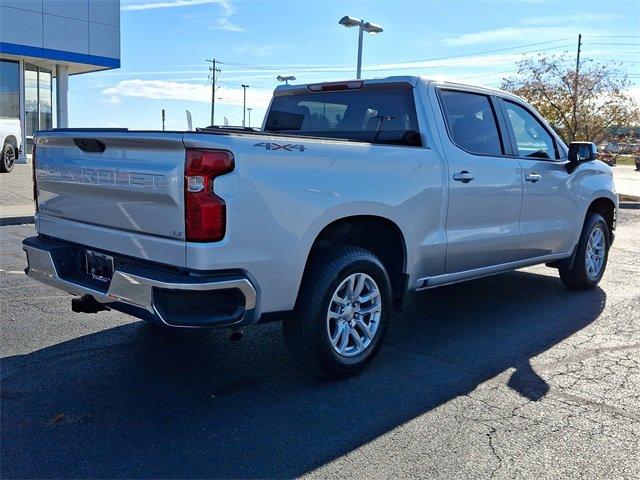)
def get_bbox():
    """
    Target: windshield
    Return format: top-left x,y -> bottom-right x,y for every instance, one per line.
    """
264,86 -> 422,147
